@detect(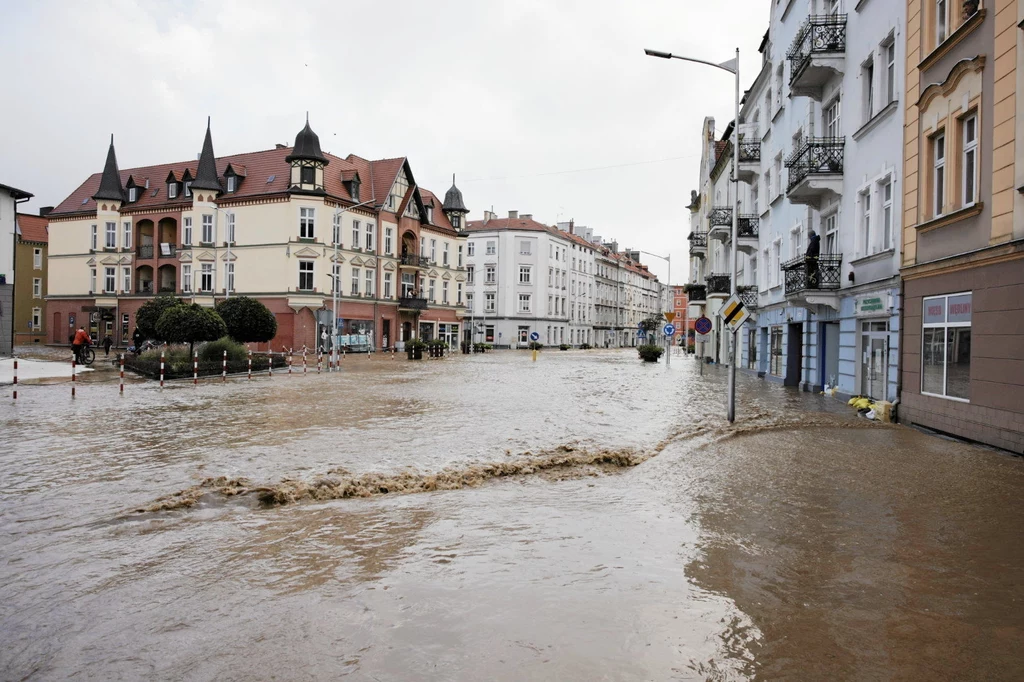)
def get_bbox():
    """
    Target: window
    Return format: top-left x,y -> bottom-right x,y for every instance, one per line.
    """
200,263 -> 213,292
182,264 -> 192,292
300,207 -> 315,240
775,65 -> 784,111
751,182 -> 759,214
225,262 -> 235,293
430,239 -> 437,263
123,266 -> 131,293
365,269 -> 374,296
128,187 -> 137,202
33,248 -> 42,269
486,241 -> 496,255
519,266 -> 532,284
936,0 -> 947,44
466,292 -> 474,312
771,242 -> 781,287
443,242 -> 449,266
962,114 -> 977,206
383,272 -> 393,298
90,267 -> 96,293
331,263 -> 340,292
485,325 -> 494,342
426,206 -> 433,223
922,293 -> 971,400
168,183 -> 178,199
467,265 -> 475,284
32,278 -> 41,298
301,166 -> 315,184
884,41 -> 896,105
825,97 -> 841,137
485,265 -> 496,284
353,220 -> 362,248
104,267 -> 115,293
451,215 -> 461,229
332,213 -> 341,246
351,267 -> 360,295
91,224 -> 97,251
520,240 -> 532,255
366,222 -> 374,251
227,176 -> 237,193
457,282 -> 463,304
298,261 -> 314,291
773,155 -> 783,197
750,257 -> 758,291
764,170 -> 772,201
184,217 -> 193,246
123,221 -> 132,250
429,279 -> 436,302
226,212 -> 236,244
548,267 -> 554,286
467,242 -> 475,257
933,131 -> 946,217
862,58 -> 874,121
442,281 -> 449,304
184,181 -> 192,197
485,292 -> 495,312
385,227 -> 393,254
861,189 -> 872,255
882,179 -> 893,250
458,245 -> 463,267
32,308 -> 41,331
823,213 -> 838,254
202,215 -> 214,244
